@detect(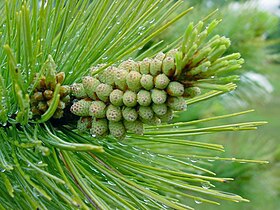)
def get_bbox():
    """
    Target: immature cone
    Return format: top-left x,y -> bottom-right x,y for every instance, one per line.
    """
91,118 -> 108,137
70,99 -> 92,116
77,117 -> 92,133
109,121 -> 126,139
89,101 -> 106,118
31,62 -> 71,120
69,20 -> 244,139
